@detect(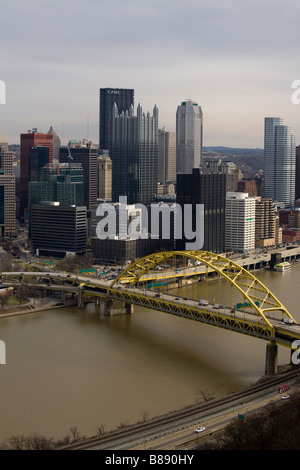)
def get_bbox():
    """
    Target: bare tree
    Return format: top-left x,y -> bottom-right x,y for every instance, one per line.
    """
195,389 -> 211,403
140,410 -> 149,422
0,253 -> 13,272
14,285 -> 29,305
97,425 -> 105,435
0,292 -> 10,309
69,426 -> 81,441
